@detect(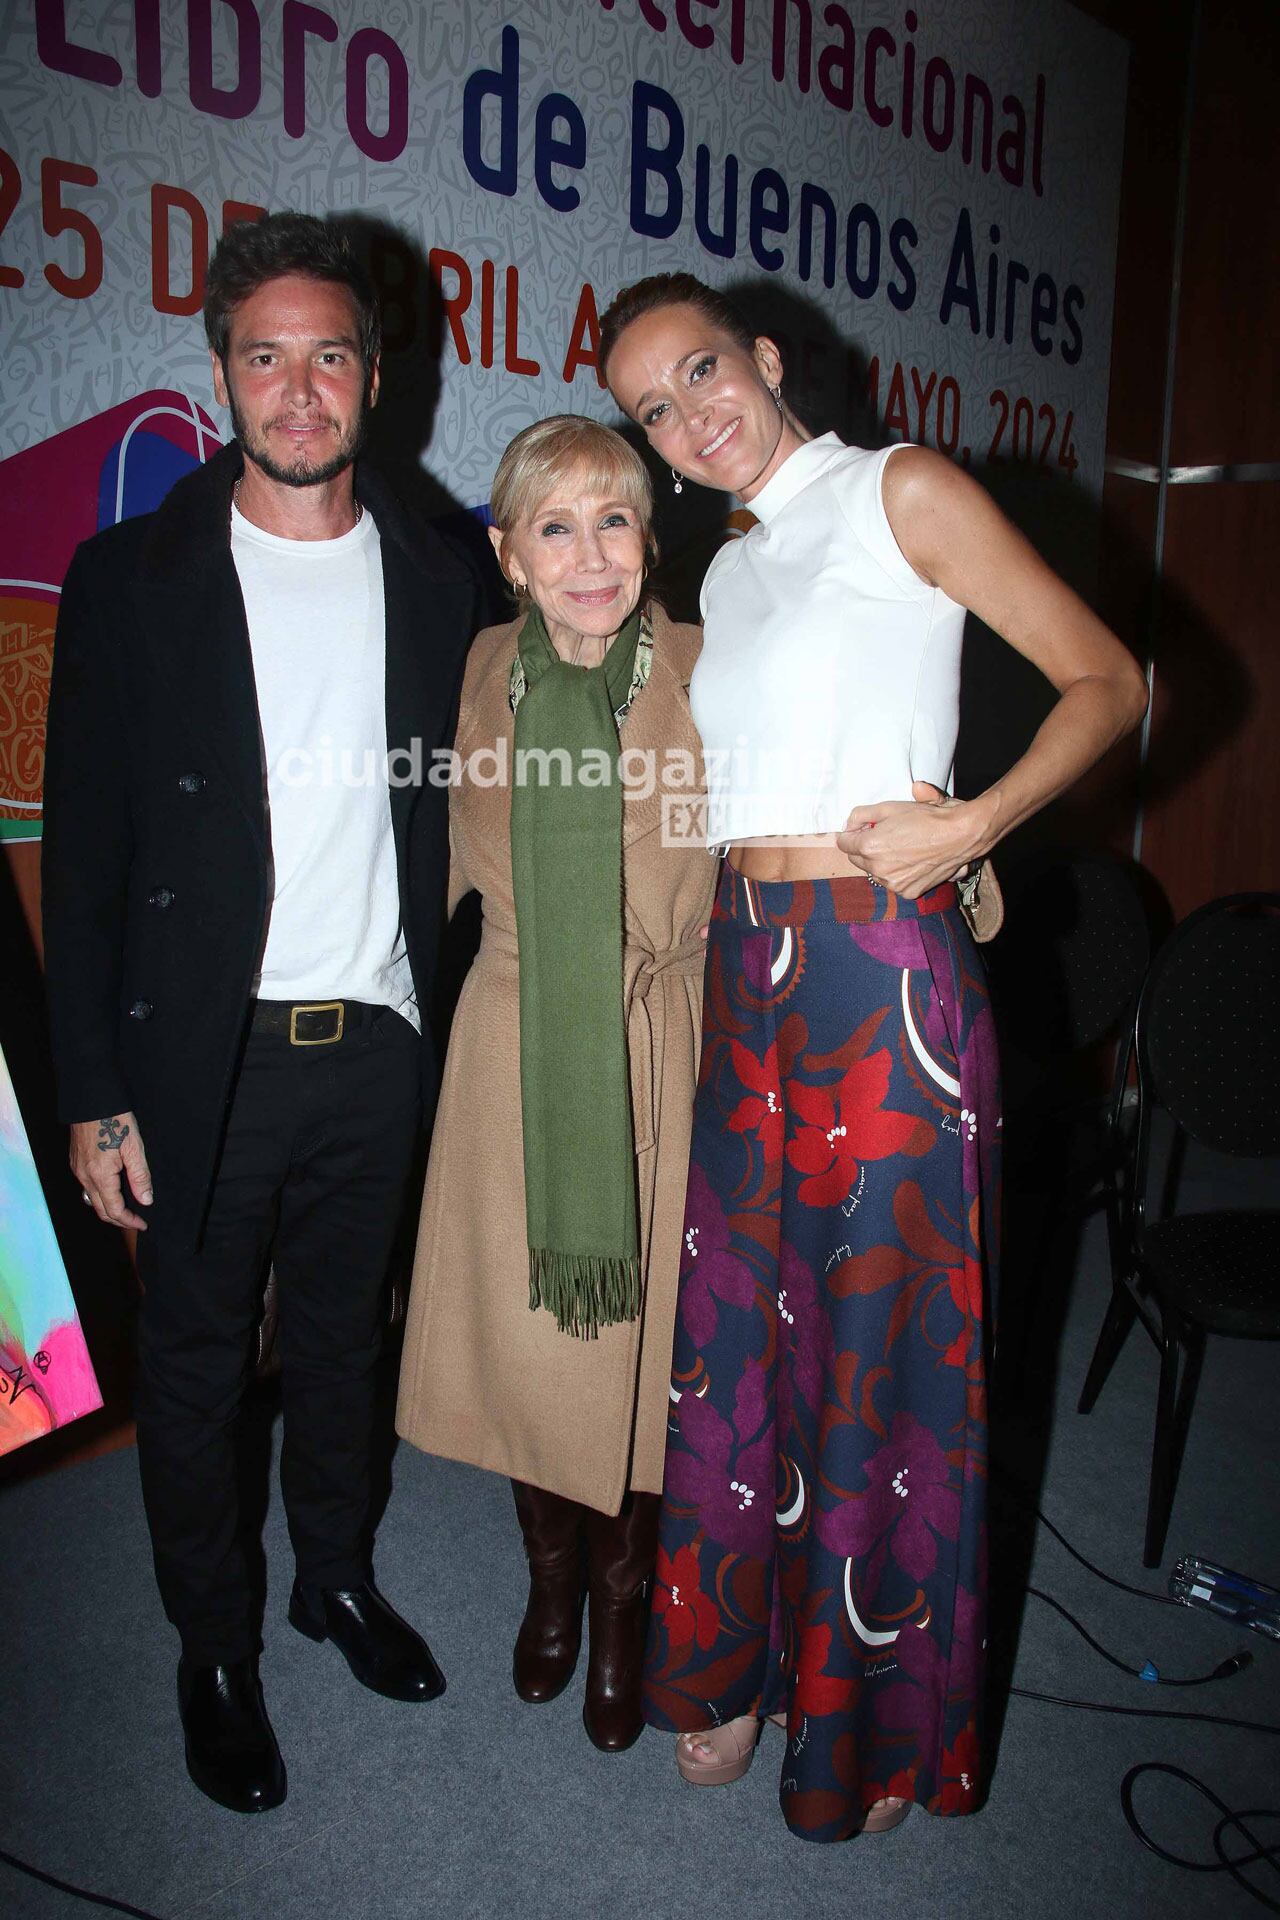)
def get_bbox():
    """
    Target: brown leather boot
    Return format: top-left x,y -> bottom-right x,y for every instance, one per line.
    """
582,1491 -> 661,1752
511,1480 -> 587,1704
